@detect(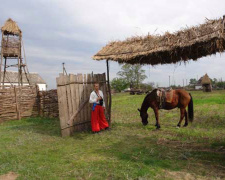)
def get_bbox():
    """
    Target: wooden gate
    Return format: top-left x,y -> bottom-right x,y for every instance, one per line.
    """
56,73 -> 109,137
